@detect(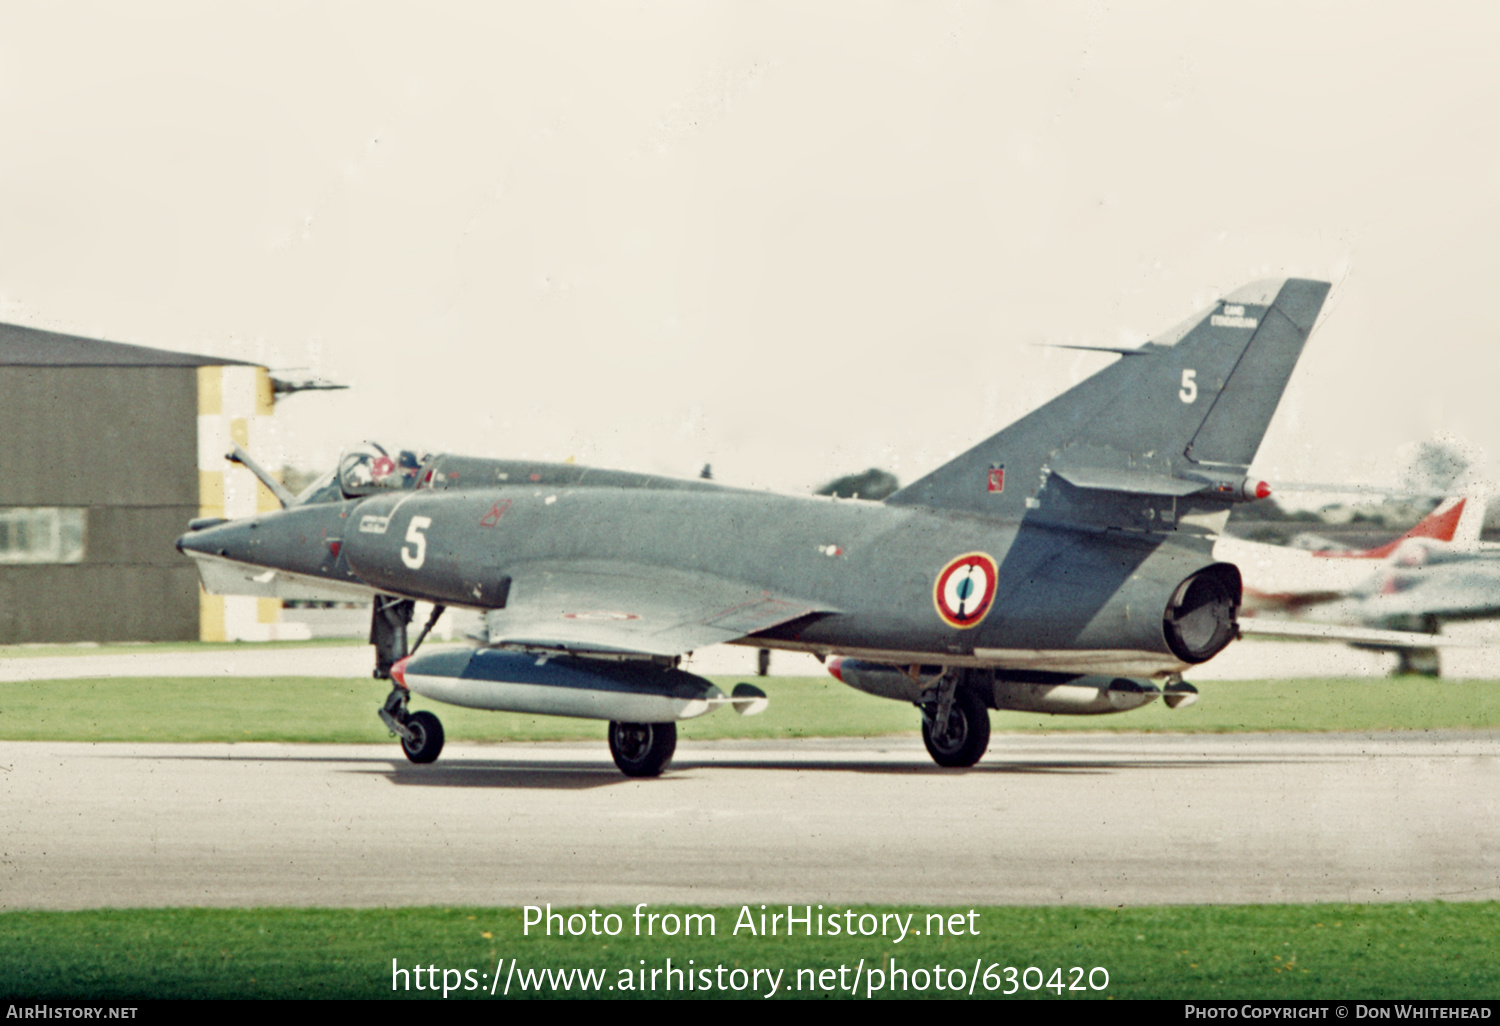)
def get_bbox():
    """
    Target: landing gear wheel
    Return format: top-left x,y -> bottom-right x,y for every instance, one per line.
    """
608,721 -> 677,777
1395,647 -> 1441,677
921,688 -> 990,768
401,710 -> 445,764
